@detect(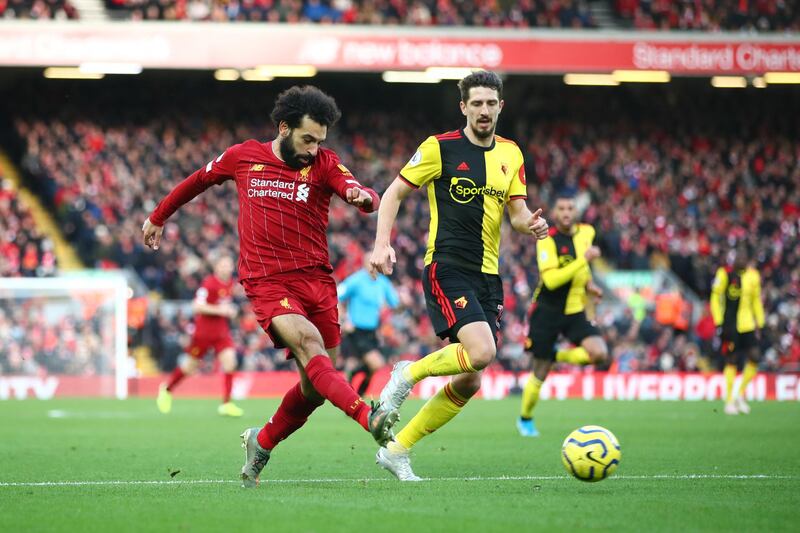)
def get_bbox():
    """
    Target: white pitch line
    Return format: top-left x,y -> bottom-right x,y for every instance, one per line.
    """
0,474 -> 796,487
